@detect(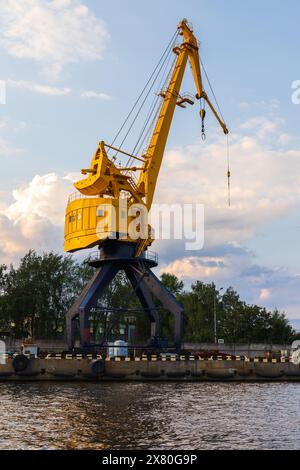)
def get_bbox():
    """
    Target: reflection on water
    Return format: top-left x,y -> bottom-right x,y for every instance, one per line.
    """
0,382 -> 300,449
